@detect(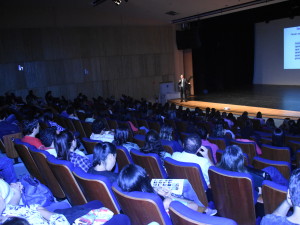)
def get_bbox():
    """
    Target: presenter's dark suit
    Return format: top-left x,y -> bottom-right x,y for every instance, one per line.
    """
178,78 -> 188,102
